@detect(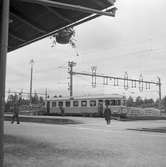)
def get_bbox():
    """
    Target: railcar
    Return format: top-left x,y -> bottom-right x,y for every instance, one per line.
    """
46,94 -> 127,118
